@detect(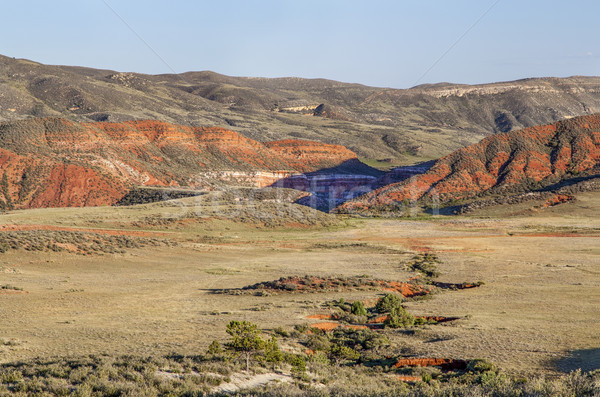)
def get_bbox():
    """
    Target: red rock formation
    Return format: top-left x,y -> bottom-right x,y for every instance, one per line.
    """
264,139 -> 358,172
337,114 -> 600,212
543,194 -> 575,207
0,146 -> 129,208
0,118 -> 369,209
